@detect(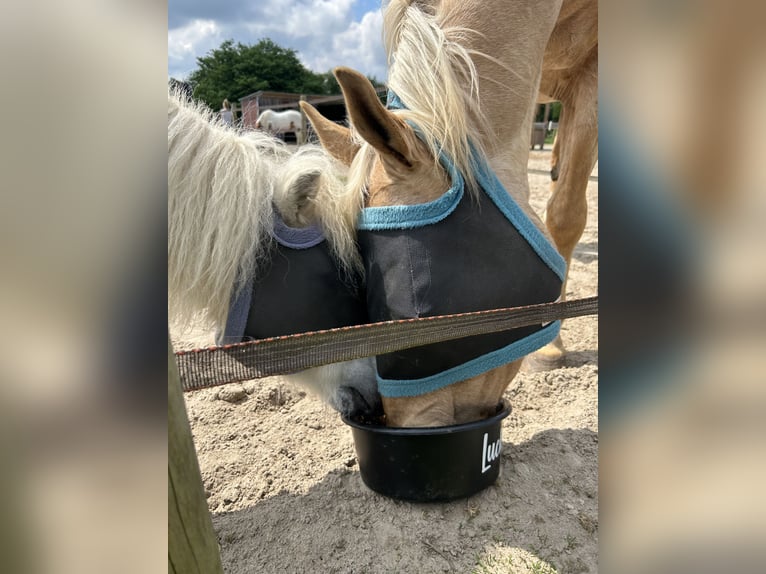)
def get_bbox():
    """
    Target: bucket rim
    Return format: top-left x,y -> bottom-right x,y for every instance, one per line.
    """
341,399 -> 511,436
